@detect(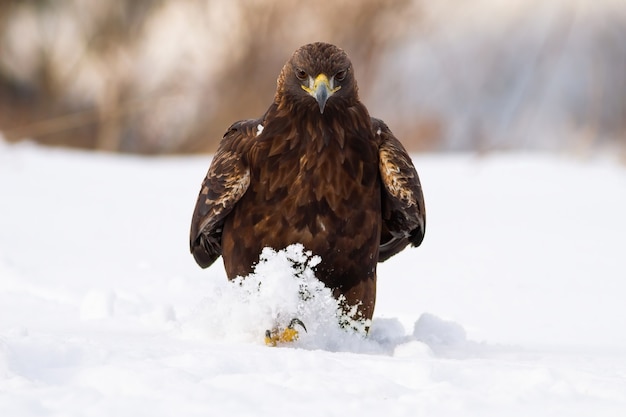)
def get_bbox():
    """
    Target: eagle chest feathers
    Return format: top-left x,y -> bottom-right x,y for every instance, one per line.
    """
223,121 -> 382,277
